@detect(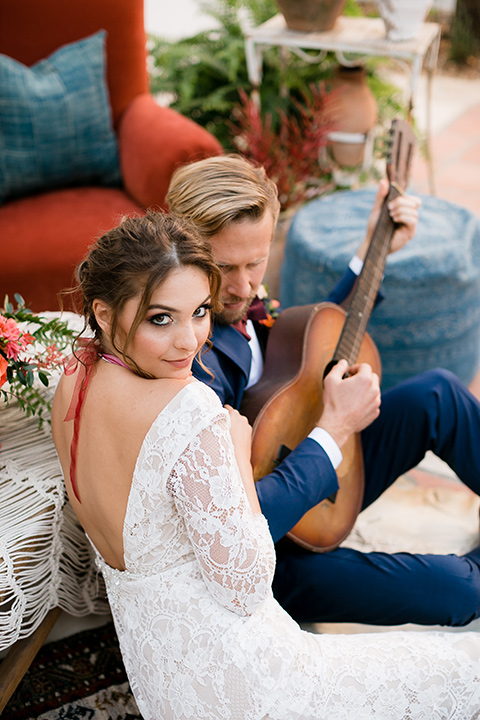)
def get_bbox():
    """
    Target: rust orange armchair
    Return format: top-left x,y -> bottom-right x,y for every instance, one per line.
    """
0,0 -> 222,312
